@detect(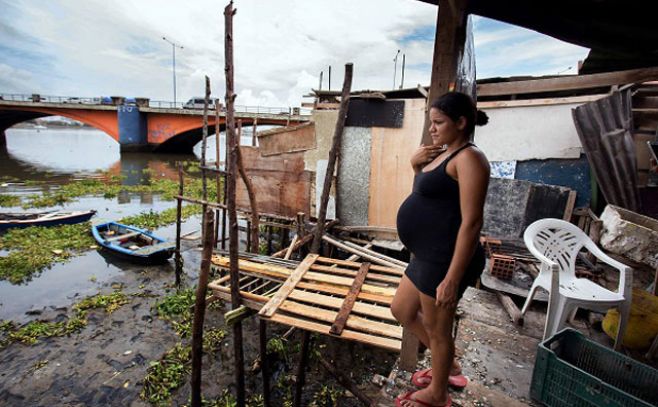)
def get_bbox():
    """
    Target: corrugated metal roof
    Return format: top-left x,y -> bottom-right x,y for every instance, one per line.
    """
572,89 -> 641,211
